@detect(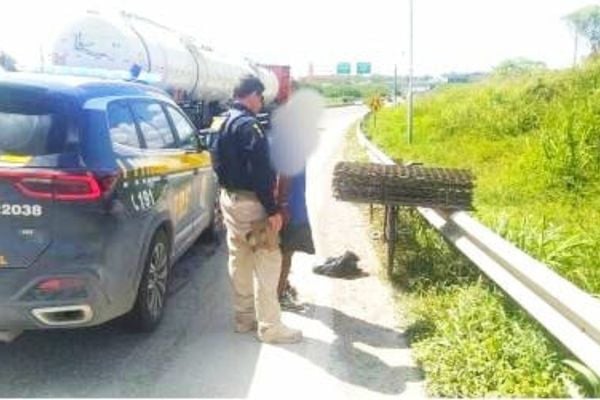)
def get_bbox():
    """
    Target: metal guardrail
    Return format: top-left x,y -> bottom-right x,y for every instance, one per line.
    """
356,123 -> 600,377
